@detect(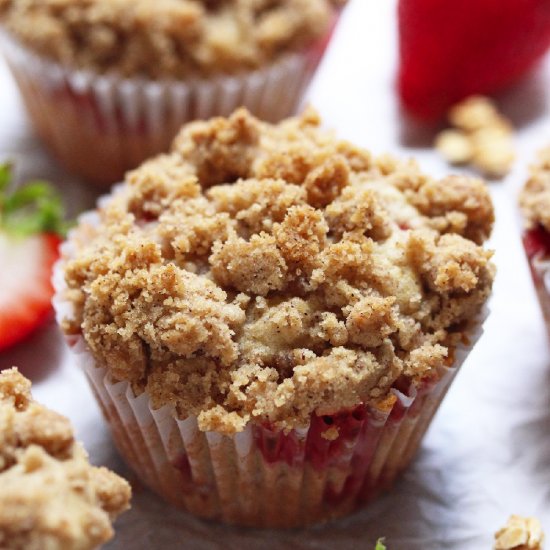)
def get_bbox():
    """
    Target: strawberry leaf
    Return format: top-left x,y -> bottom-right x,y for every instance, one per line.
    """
375,538 -> 387,550
0,164 -> 69,238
